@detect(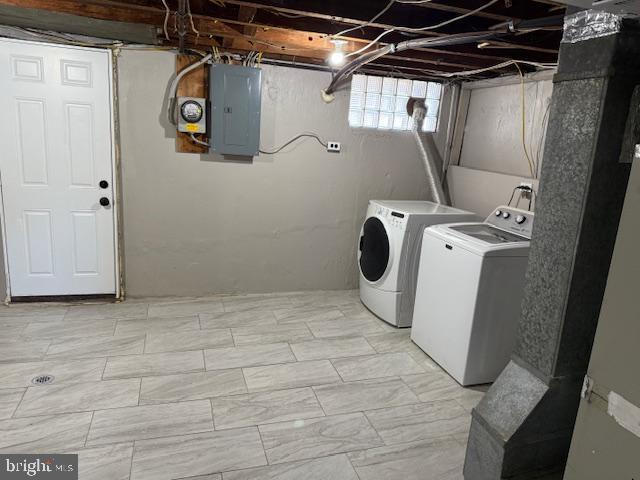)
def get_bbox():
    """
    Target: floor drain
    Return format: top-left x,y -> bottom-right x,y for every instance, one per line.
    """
31,374 -> 54,385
